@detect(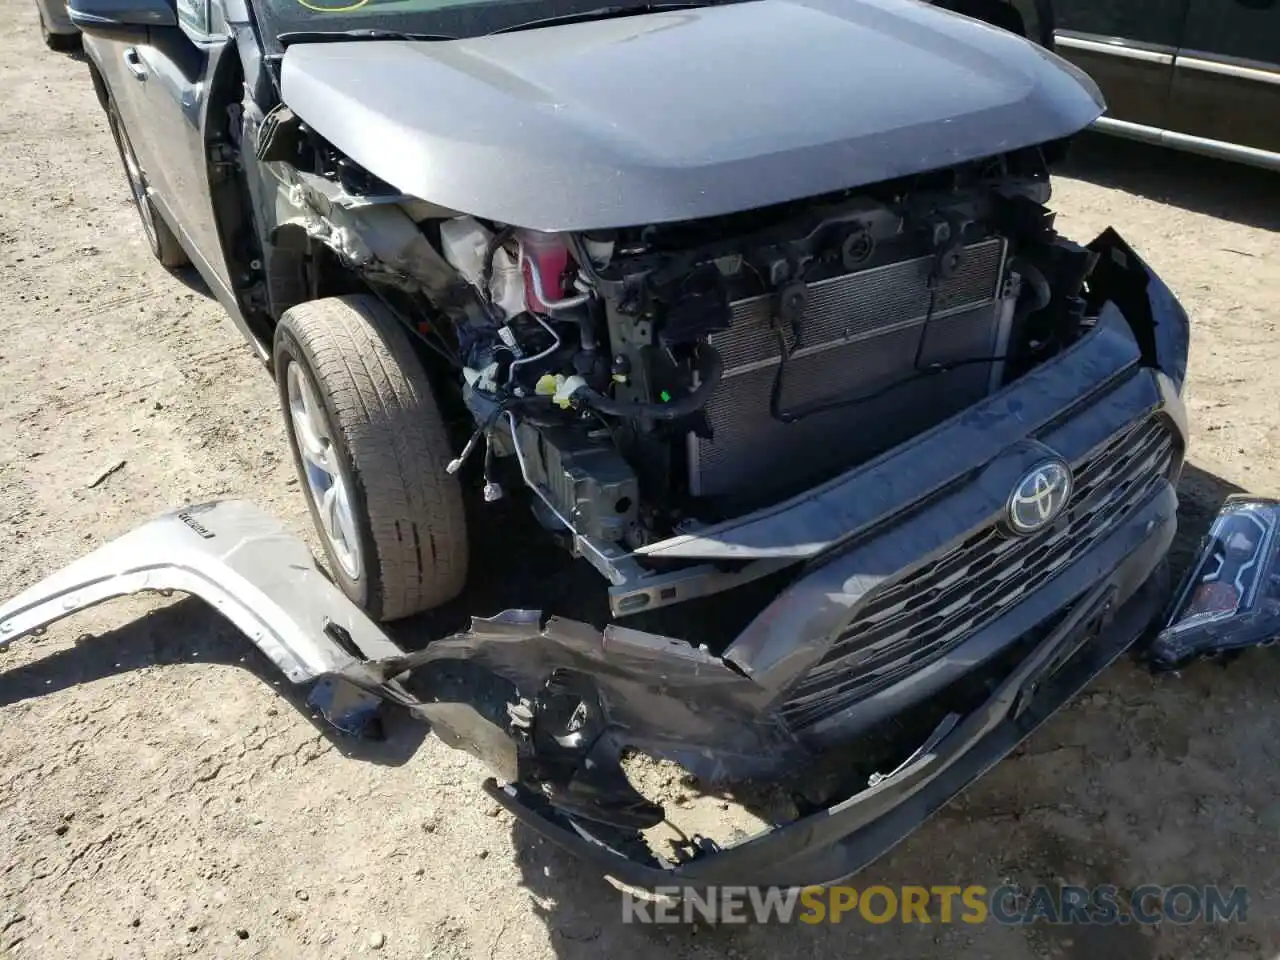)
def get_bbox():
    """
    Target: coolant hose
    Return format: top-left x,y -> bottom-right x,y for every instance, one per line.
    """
571,345 -> 724,421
